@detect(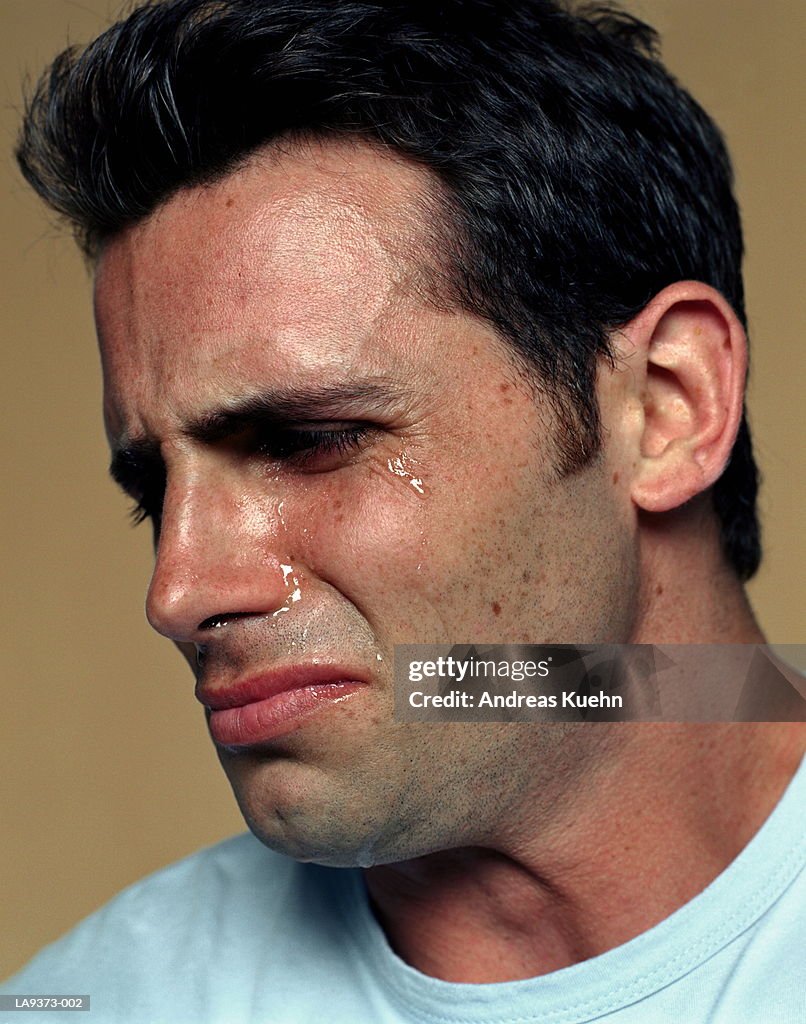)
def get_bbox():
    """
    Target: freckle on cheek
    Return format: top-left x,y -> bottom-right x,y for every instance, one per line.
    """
612,471 -> 619,484
491,601 -> 502,616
